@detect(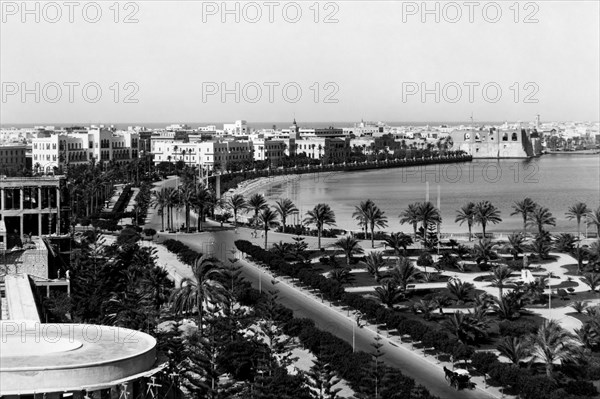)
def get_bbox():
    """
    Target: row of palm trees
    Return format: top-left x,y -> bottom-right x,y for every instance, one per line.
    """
151,181 -> 215,232
225,193 -> 338,248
